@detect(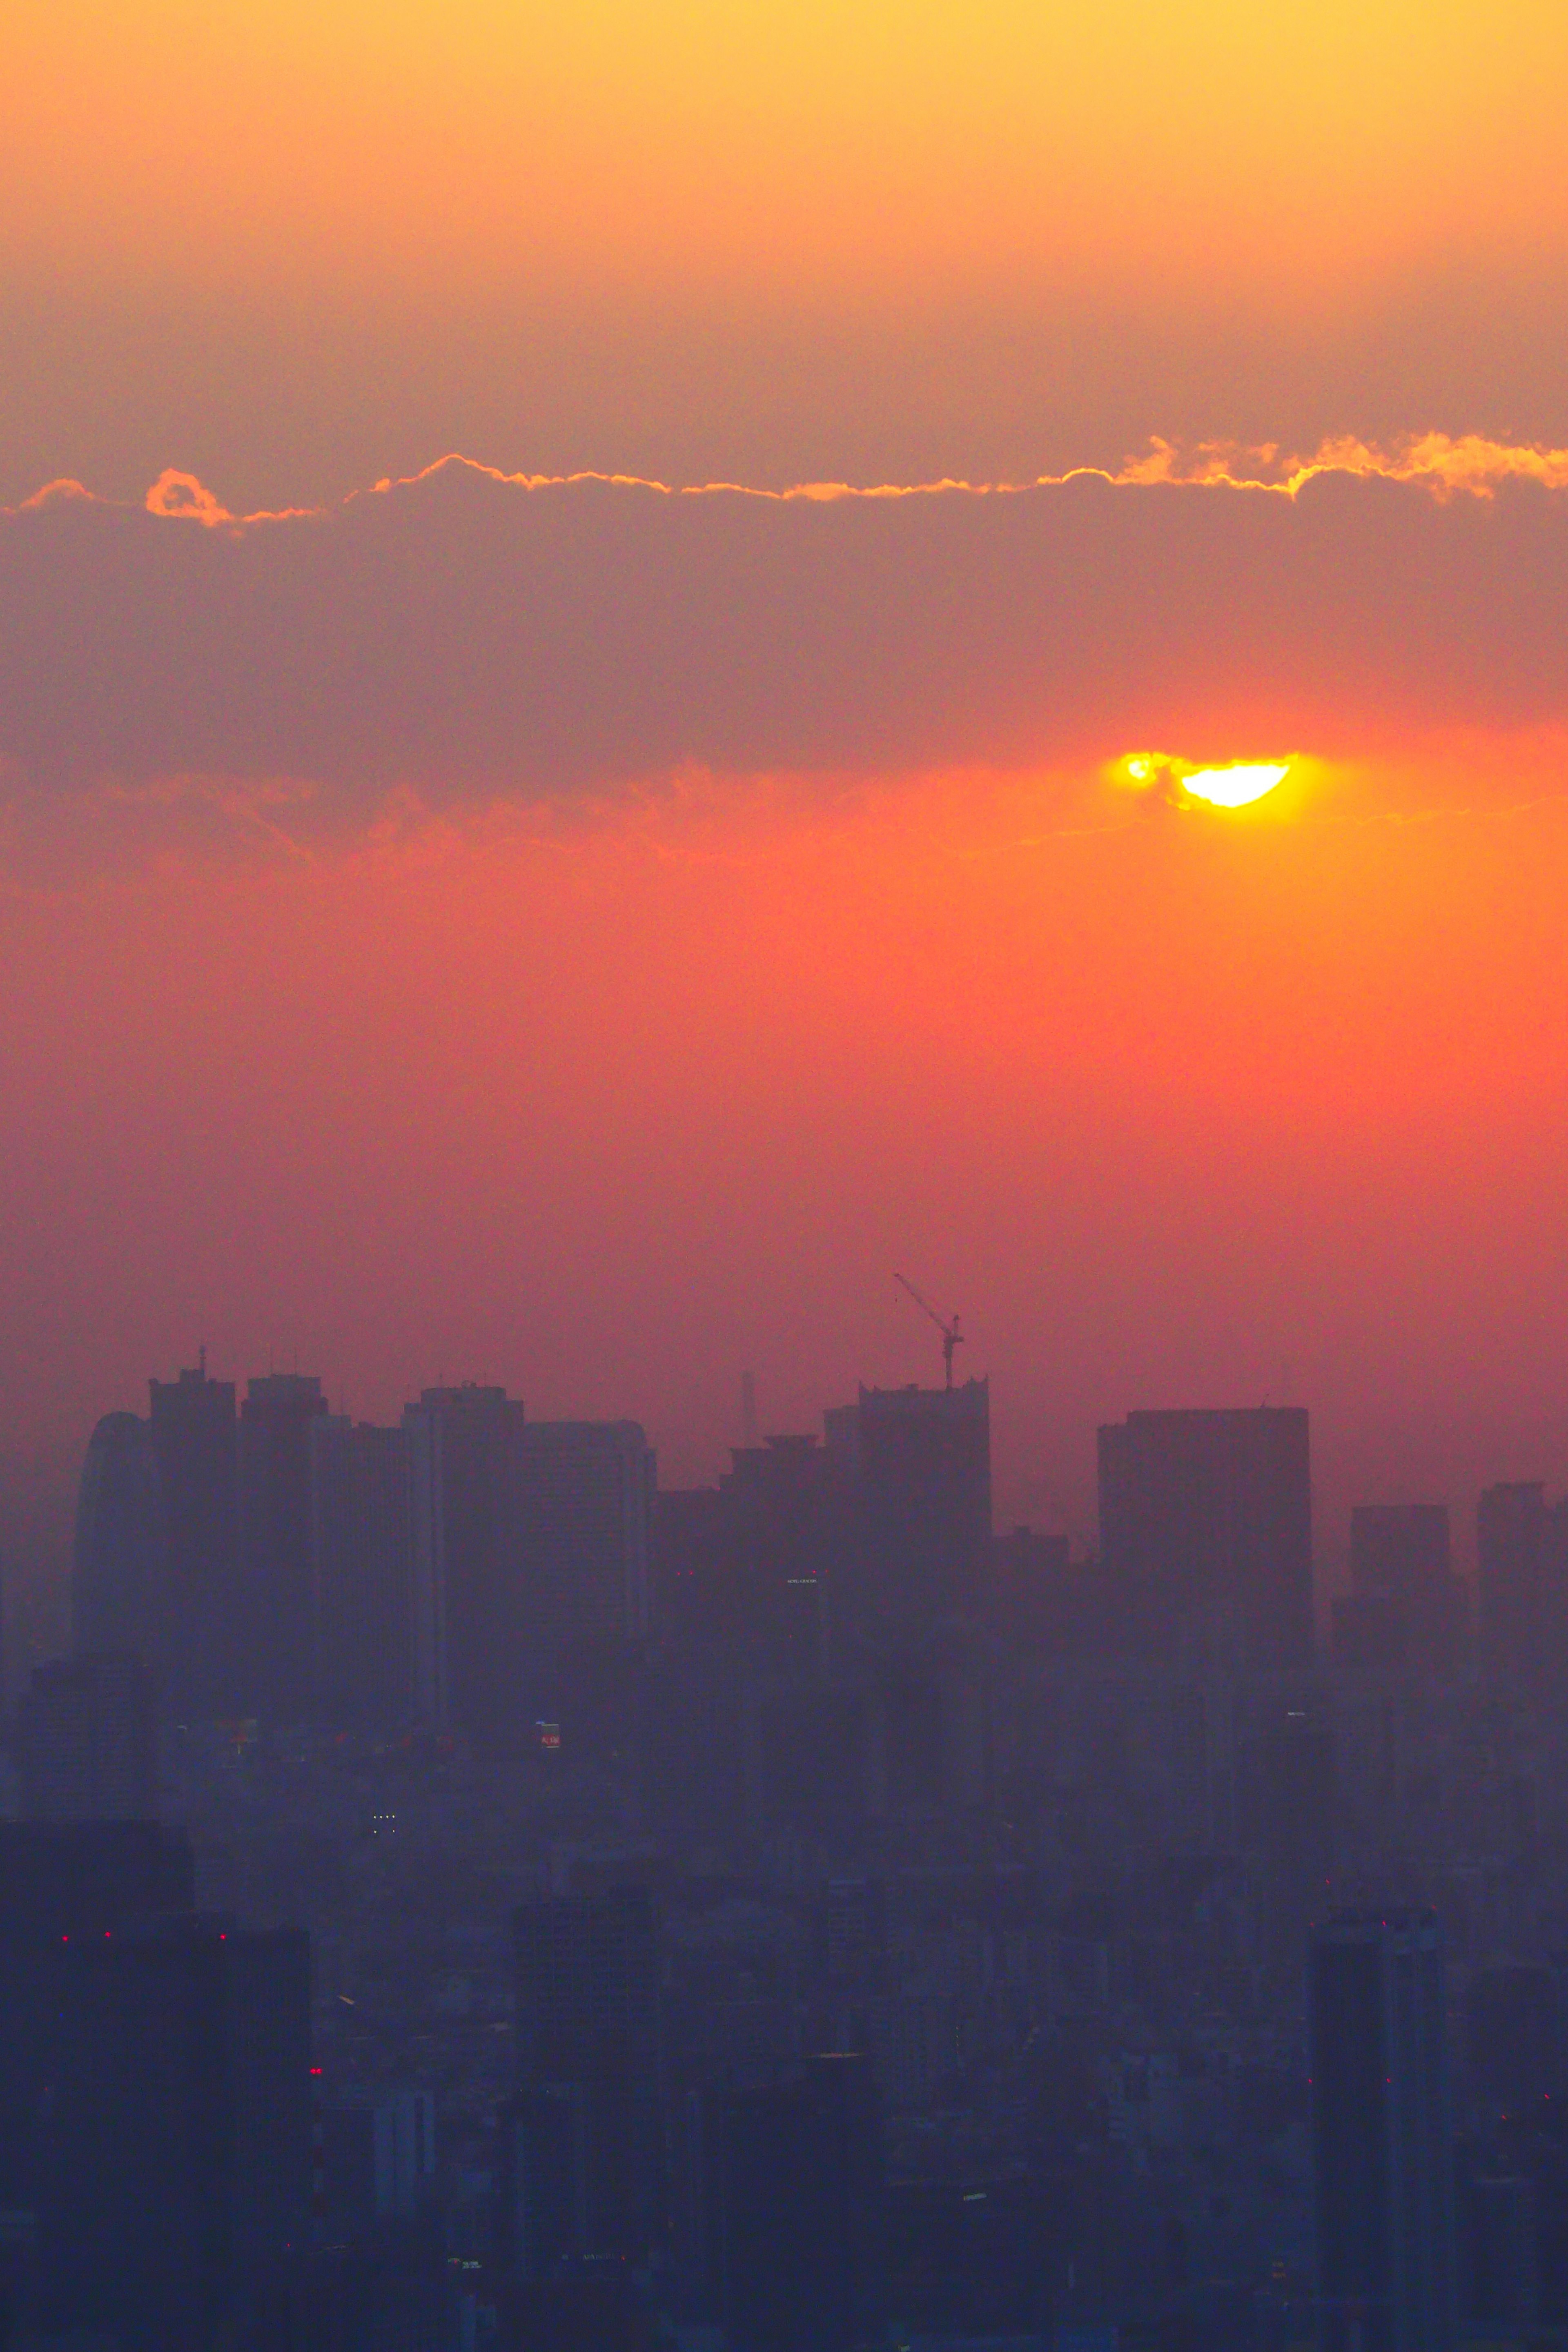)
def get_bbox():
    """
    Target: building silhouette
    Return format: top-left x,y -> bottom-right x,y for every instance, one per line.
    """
516,1419 -> 655,1655
38,1911 -> 313,2352
830,1379 -> 992,1645
16,1652 -> 157,1822
1478,1481 -> 1568,1687
238,1372 -> 329,1720
309,1416 -> 416,1726
72,1412 -> 167,1669
0,1820 -> 194,2210
512,1886 -> 664,2262
1349,1503 -> 1463,1674
1098,1405 -> 1313,1671
404,1383 -> 526,1729
1310,1908 -> 1455,2352
148,1363 -> 239,1716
